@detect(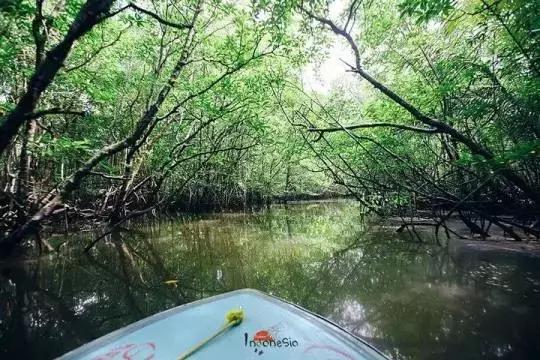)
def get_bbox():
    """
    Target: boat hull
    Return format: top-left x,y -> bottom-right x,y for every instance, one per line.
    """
58,289 -> 388,359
